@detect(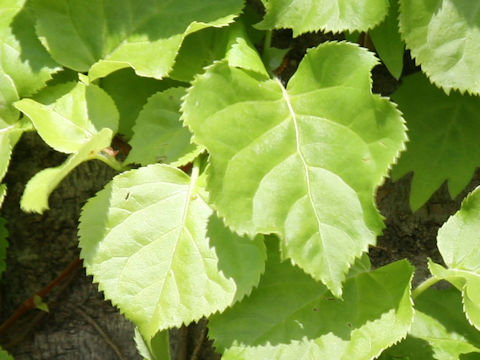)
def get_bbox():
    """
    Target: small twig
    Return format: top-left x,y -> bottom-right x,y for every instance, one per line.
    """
190,320 -> 207,360
3,310 -> 48,349
0,257 -> 82,335
3,261 -> 81,348
177,325 -> 189,360
66,304 -> 126,360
